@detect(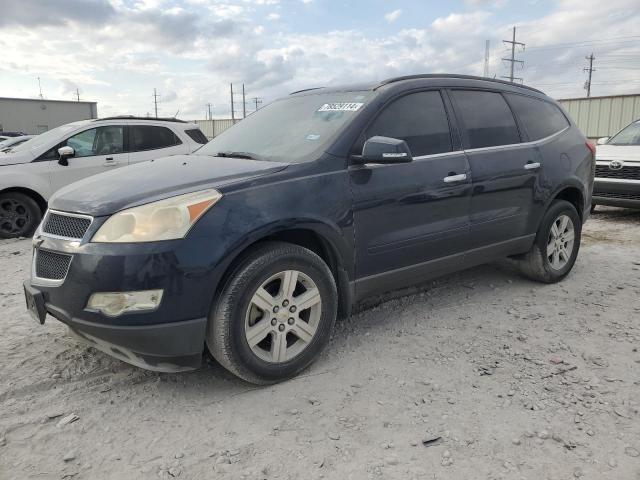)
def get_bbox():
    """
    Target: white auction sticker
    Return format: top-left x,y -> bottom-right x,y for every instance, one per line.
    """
318,102 -> 364,112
